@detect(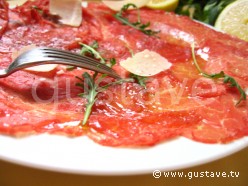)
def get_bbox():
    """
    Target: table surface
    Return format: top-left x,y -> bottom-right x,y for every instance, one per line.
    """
0,147 -> 247,186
